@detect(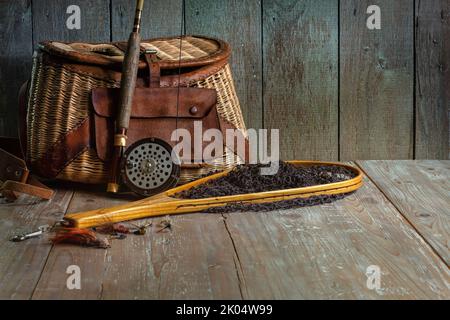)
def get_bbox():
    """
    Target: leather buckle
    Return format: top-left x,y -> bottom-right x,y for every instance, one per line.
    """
0,148 -> 29,184
141,48 -> 157,56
